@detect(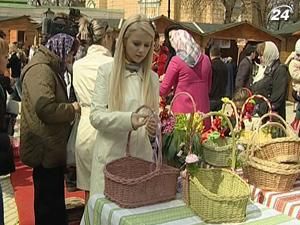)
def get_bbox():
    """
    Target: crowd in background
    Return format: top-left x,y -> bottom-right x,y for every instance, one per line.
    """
0,11 -> 299,225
